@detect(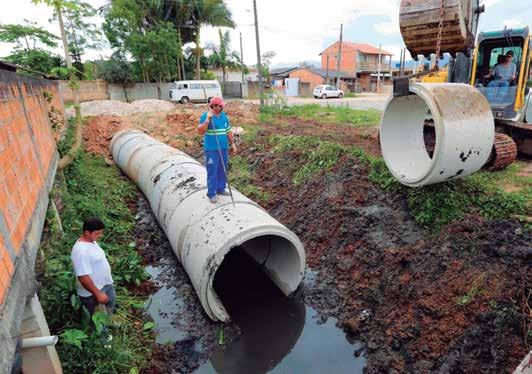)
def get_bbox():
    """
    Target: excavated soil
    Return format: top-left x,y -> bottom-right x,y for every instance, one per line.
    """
81,104 -> 530,373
